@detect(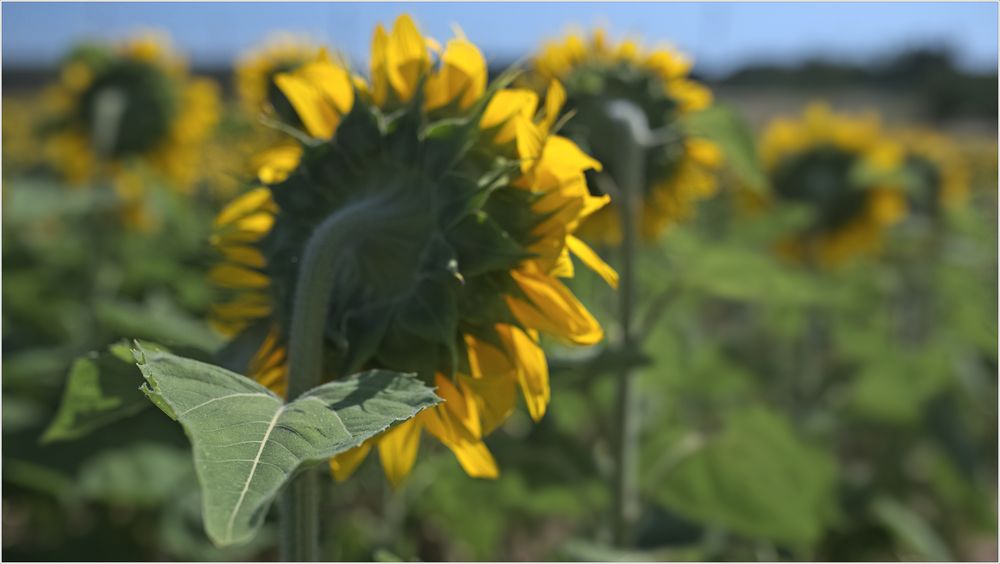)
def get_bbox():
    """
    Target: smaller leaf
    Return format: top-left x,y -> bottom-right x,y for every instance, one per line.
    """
42,344 -> 149,443
134,343 -> 440,547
